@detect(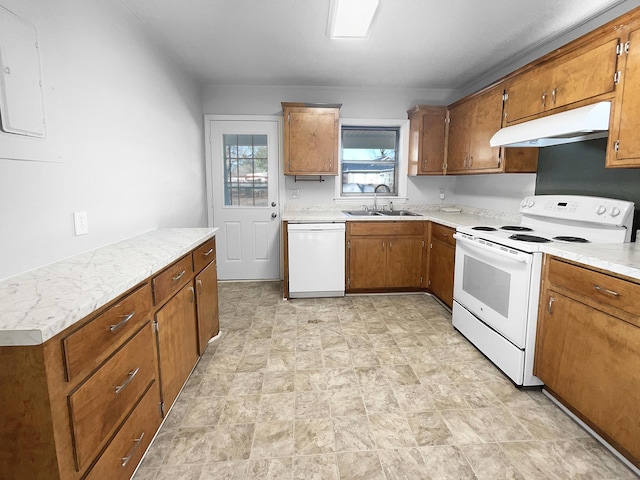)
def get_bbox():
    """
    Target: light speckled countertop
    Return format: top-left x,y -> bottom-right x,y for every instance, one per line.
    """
282,204 -> 521,227
283,204 -> 640,282
541,242 -> 640,281
0,228 -> 217,346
